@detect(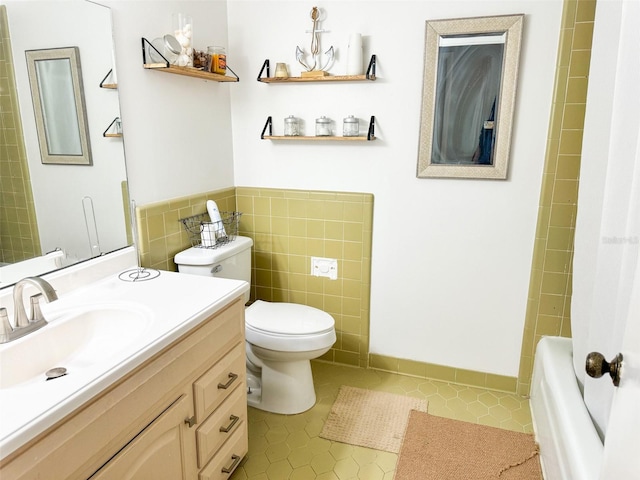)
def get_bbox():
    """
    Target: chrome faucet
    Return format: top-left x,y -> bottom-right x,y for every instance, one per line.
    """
0,277 -> 58,344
